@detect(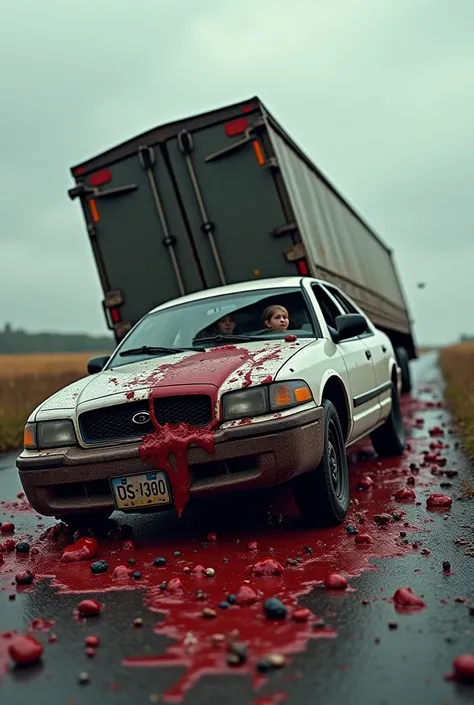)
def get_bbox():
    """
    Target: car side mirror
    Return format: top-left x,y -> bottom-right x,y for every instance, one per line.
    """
333,314 -> 368,342
87,355 -> 110,375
